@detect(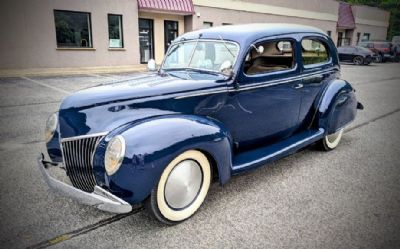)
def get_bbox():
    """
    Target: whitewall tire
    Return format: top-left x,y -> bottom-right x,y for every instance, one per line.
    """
146,150 -> 211,224
321,128 -> 344,151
